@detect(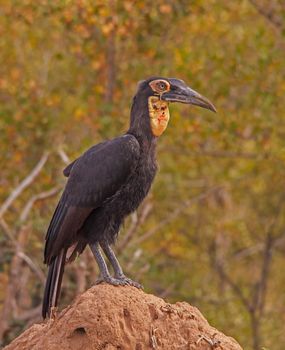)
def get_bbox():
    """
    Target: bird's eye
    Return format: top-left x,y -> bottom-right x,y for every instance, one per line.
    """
149,79 -> 169,93
157,81 -> 167,91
